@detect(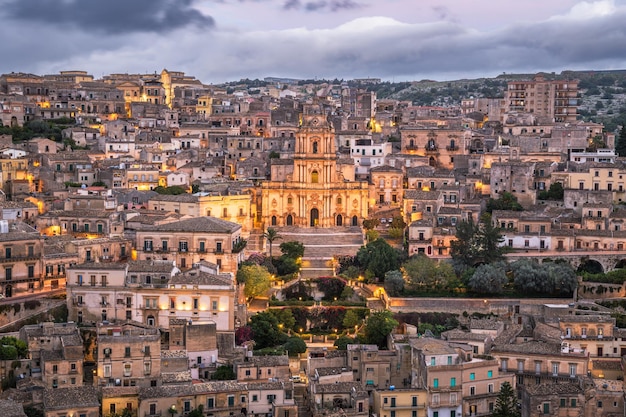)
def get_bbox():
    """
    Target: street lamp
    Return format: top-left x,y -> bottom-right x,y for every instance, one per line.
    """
169,405 -> 177,417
